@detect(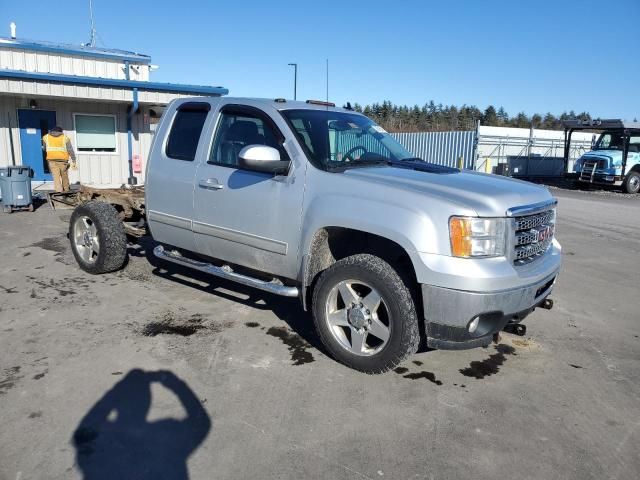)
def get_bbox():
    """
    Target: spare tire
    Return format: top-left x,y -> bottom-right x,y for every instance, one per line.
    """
69,201 -> 127,274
